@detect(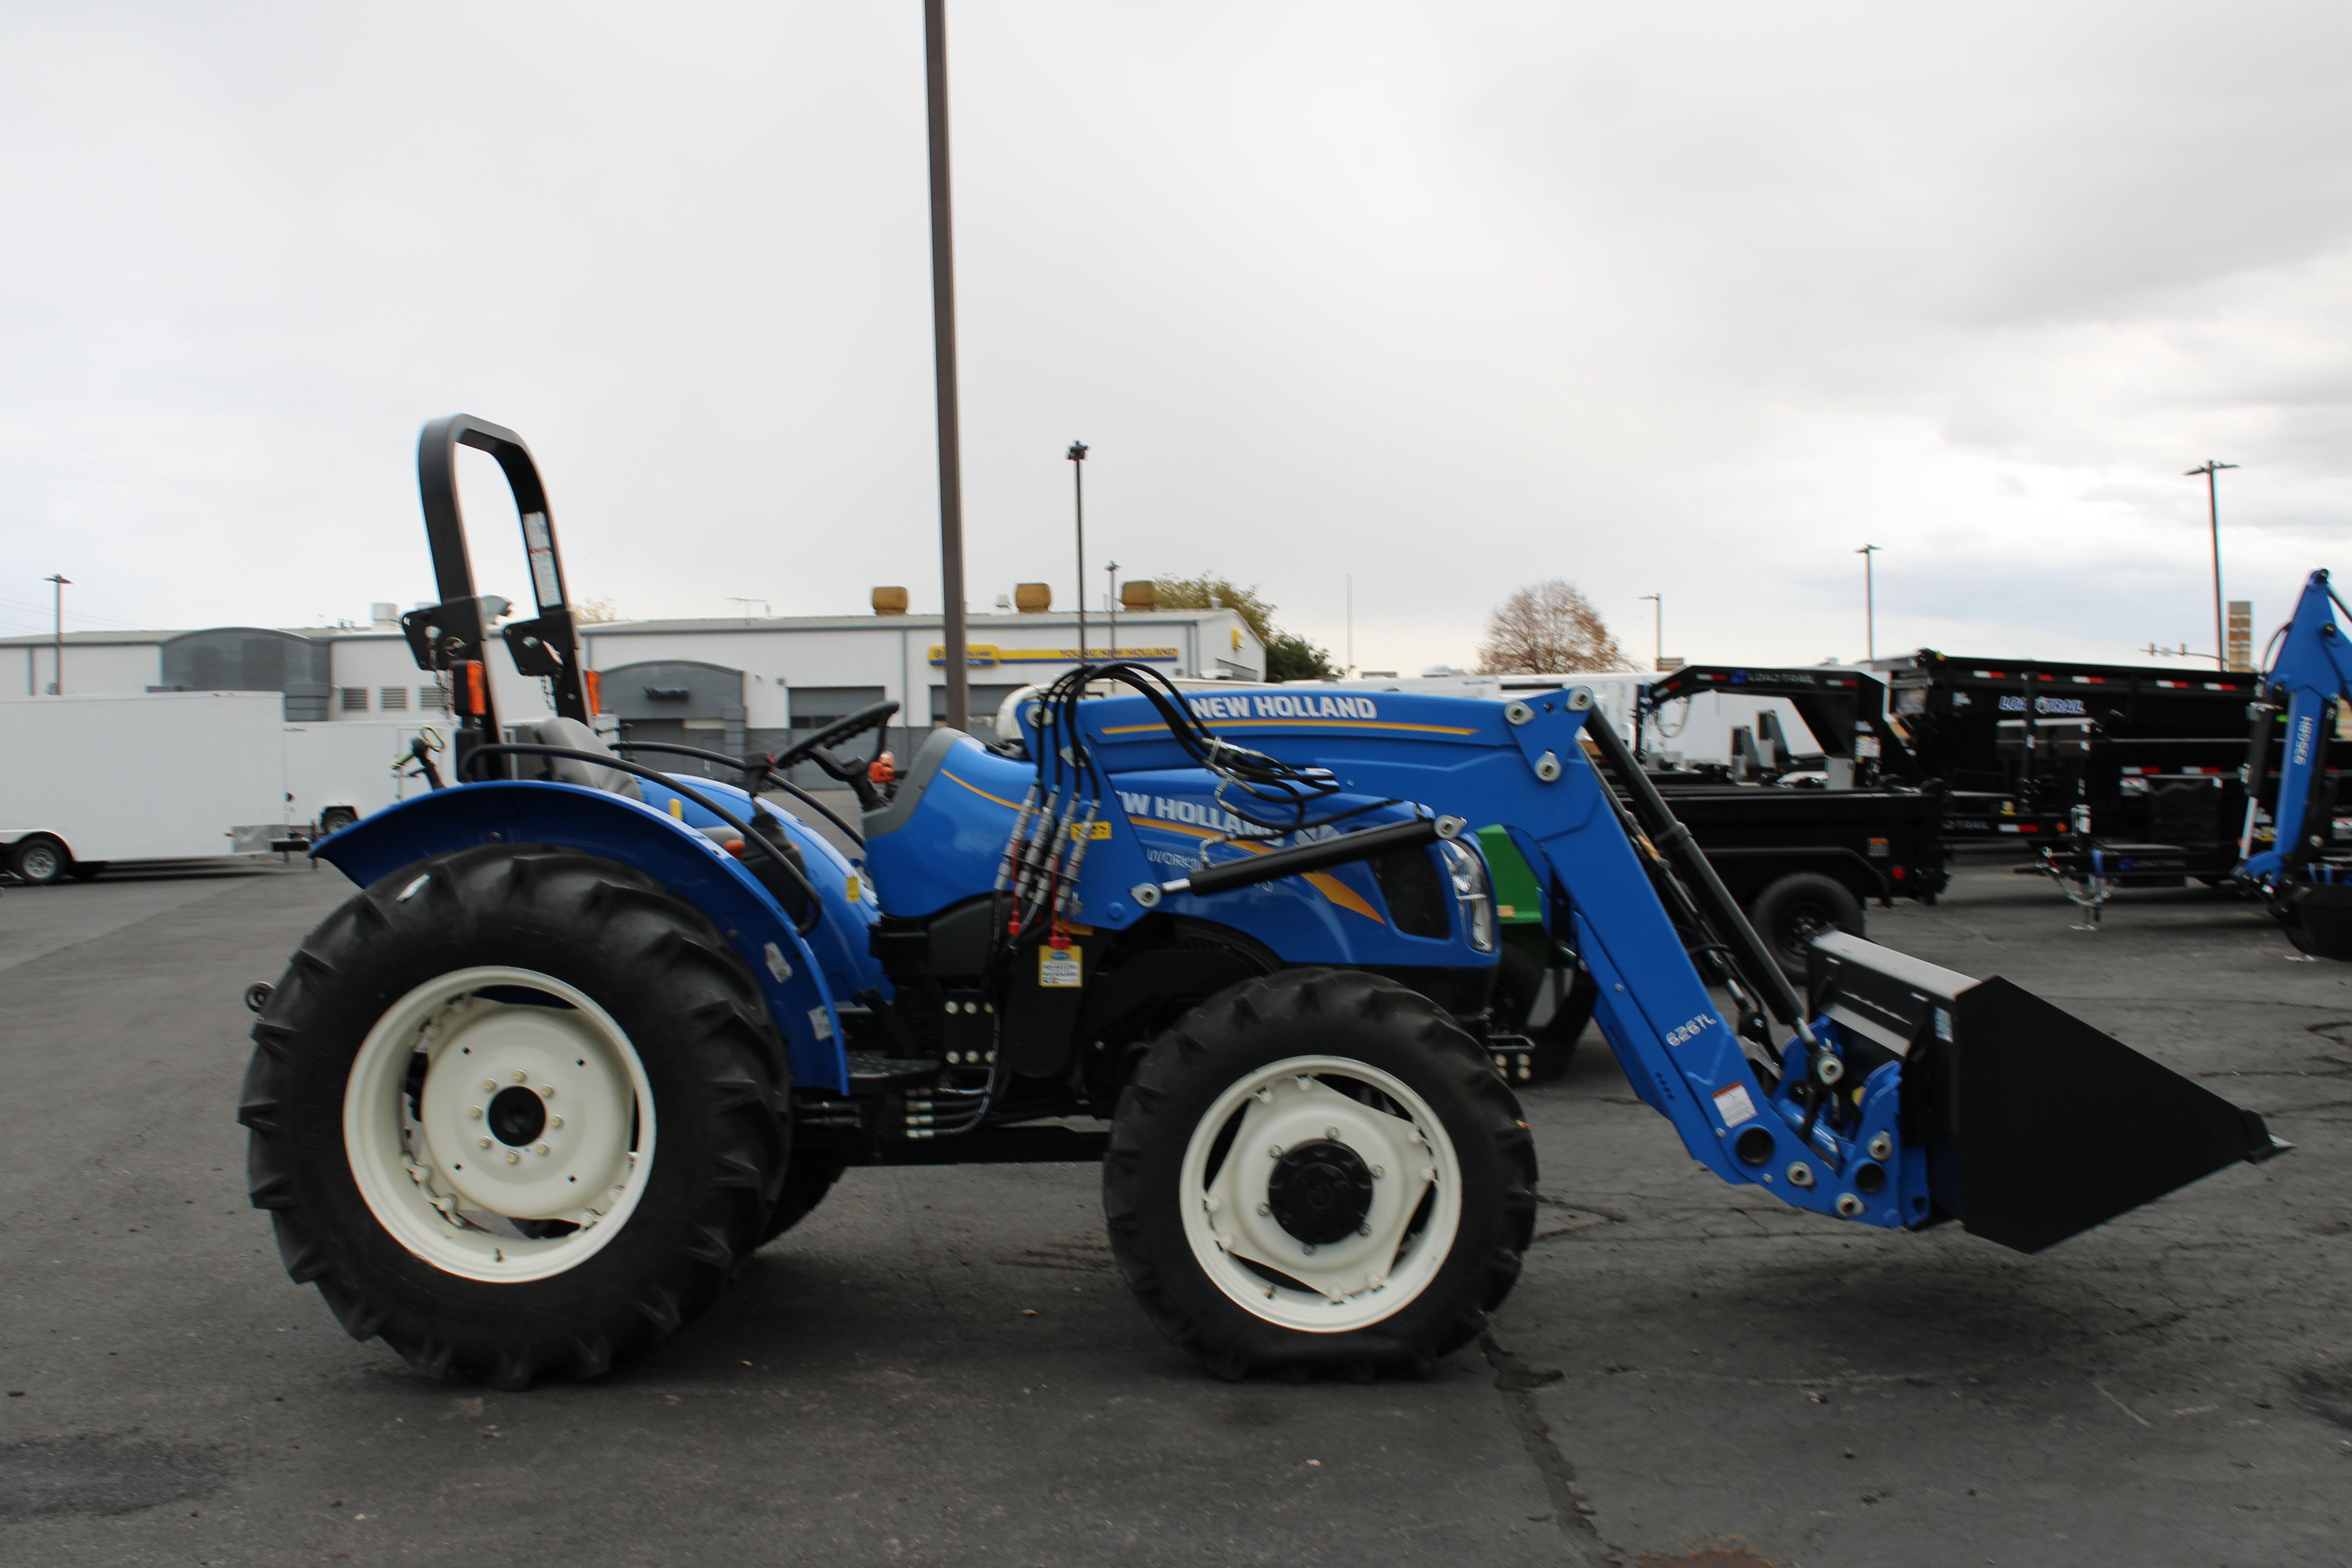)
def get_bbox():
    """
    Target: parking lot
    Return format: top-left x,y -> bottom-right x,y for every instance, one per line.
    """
1,854 -> 2345,1566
